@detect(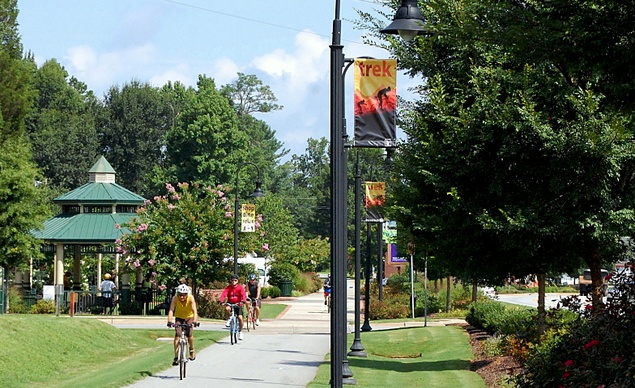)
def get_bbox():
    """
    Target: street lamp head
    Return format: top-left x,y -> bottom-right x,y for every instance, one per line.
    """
380,0 -> 429,42
250,179 -> 265,198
